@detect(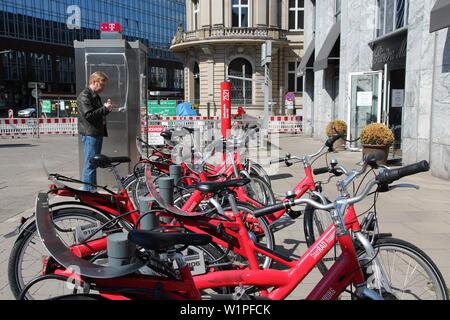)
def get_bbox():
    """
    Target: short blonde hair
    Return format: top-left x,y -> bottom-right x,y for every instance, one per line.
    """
89,71 -> 109,84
